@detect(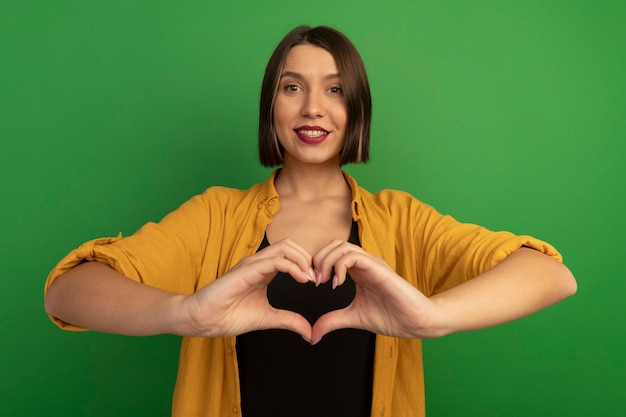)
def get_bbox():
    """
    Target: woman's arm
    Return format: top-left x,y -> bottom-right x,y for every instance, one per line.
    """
427,247 -> 577,336
45,262 -> 189,336
310,243 -> 576,343
45,239 -> 318,340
